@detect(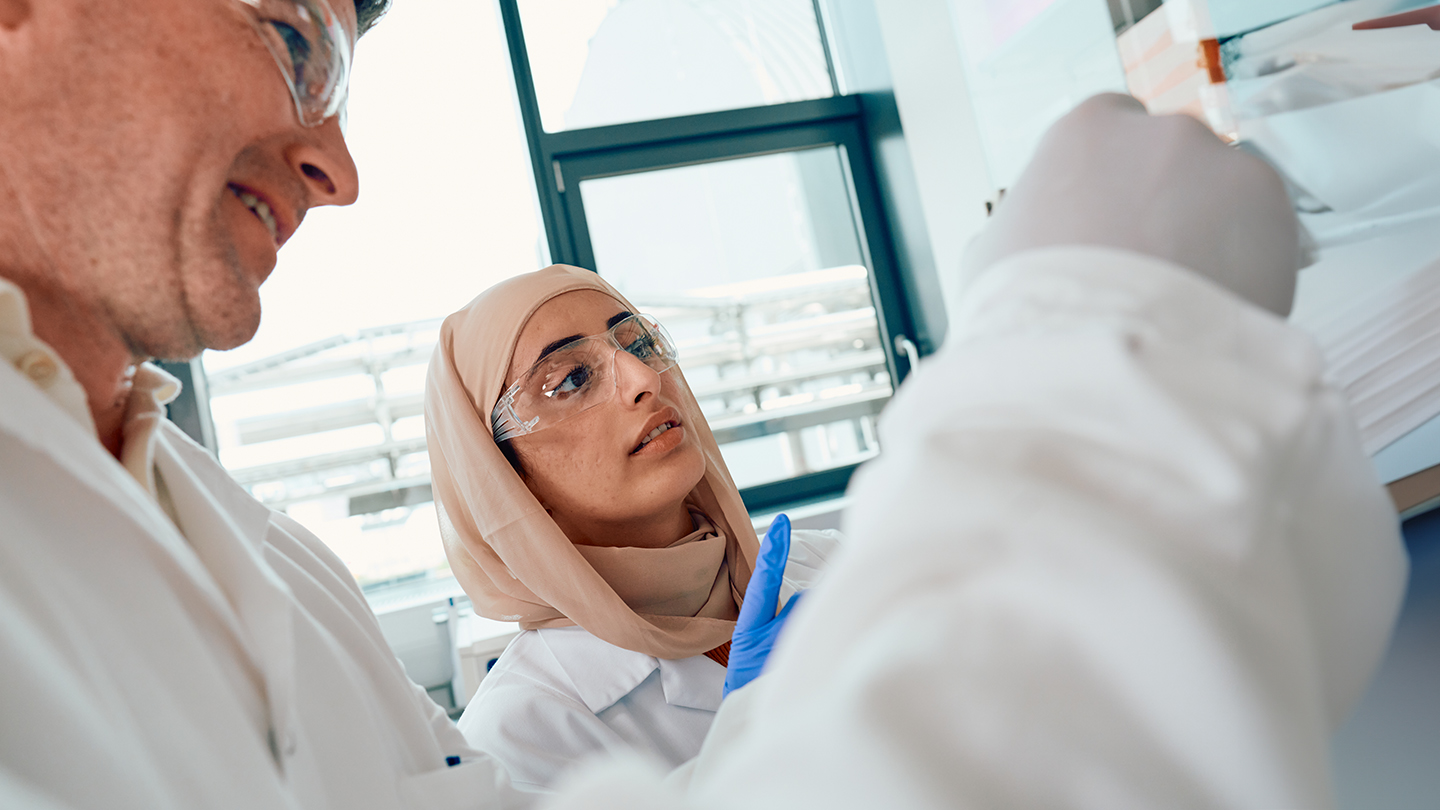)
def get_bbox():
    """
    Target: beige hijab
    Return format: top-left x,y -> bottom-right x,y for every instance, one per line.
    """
425,265 -> 761,659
